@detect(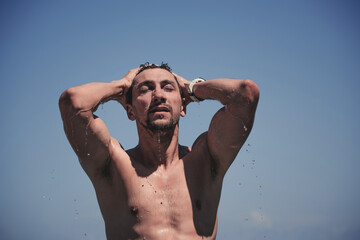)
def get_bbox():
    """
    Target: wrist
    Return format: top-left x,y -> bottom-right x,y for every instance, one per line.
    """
186,78 -> 205,102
